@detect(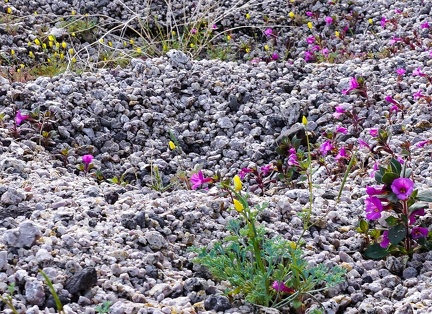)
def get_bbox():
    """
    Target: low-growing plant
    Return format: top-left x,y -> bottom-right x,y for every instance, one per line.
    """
191,174 -> 345,312
0,283 -> 19,314
95,300 -> 112,313
39,270 -> 64,314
